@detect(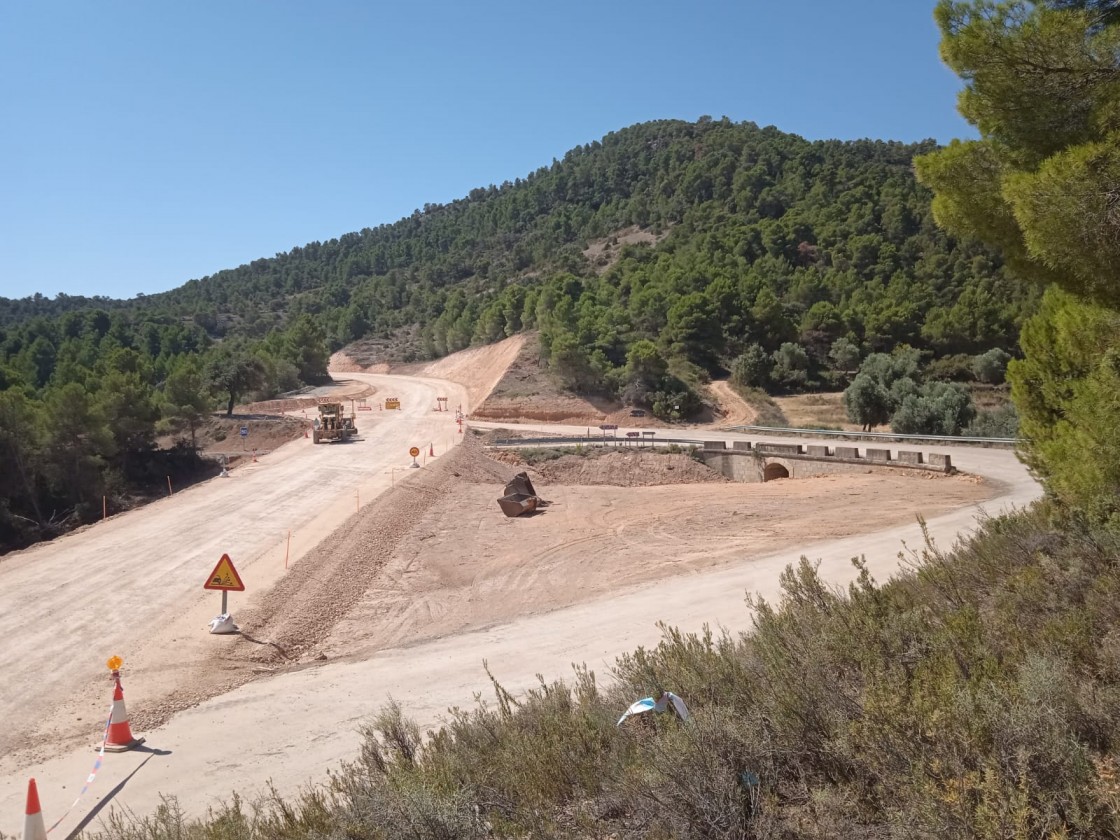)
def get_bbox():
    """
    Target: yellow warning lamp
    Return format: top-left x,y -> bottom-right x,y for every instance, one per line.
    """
106,655 -> 123,672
